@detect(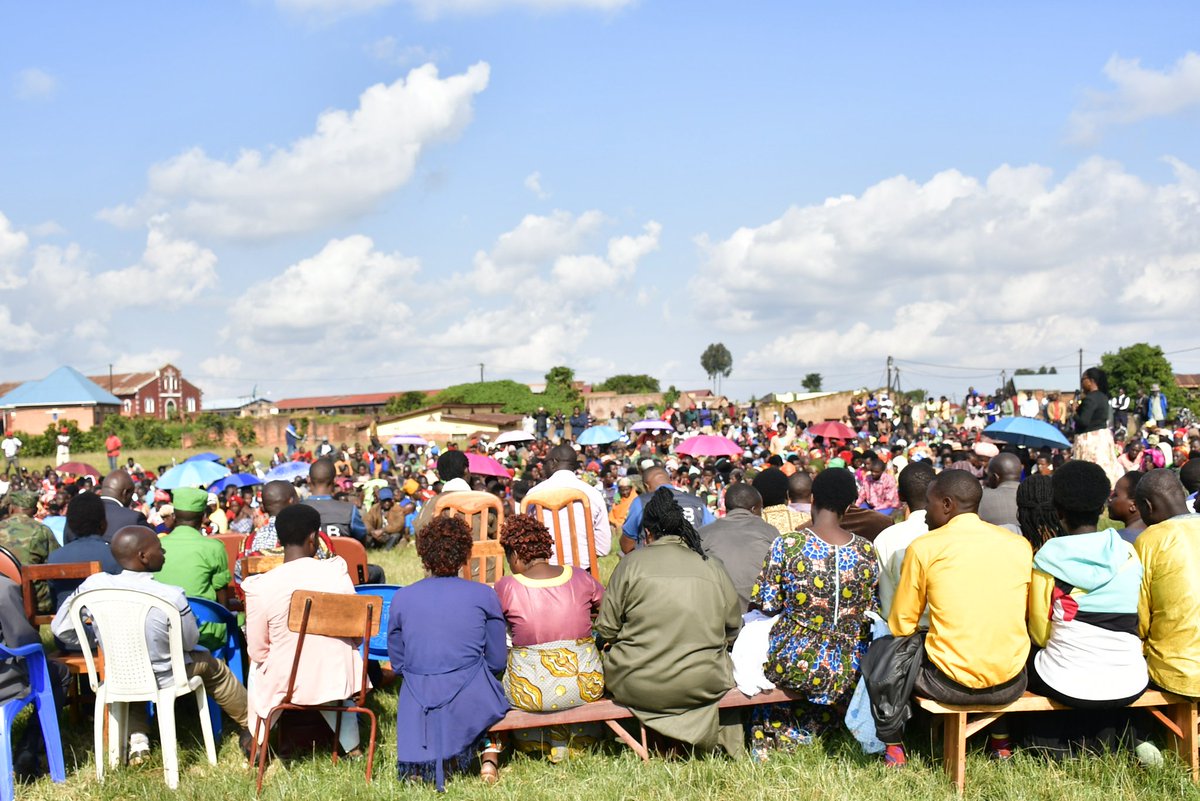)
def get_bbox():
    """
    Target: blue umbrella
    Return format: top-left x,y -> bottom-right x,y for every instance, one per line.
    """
576,425 -> 623,446
265,461 -> 311,482
157,460 -> 231,490
207,473 -> 263,494
184,451 -> 222,463
982,417 -> 1071,450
